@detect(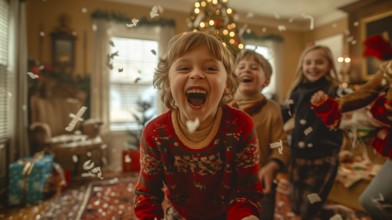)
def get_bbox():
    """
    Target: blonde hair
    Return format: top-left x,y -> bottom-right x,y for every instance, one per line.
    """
287,45 -> 340,97
153,31 -> 239,109
235,49 -> 273,79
